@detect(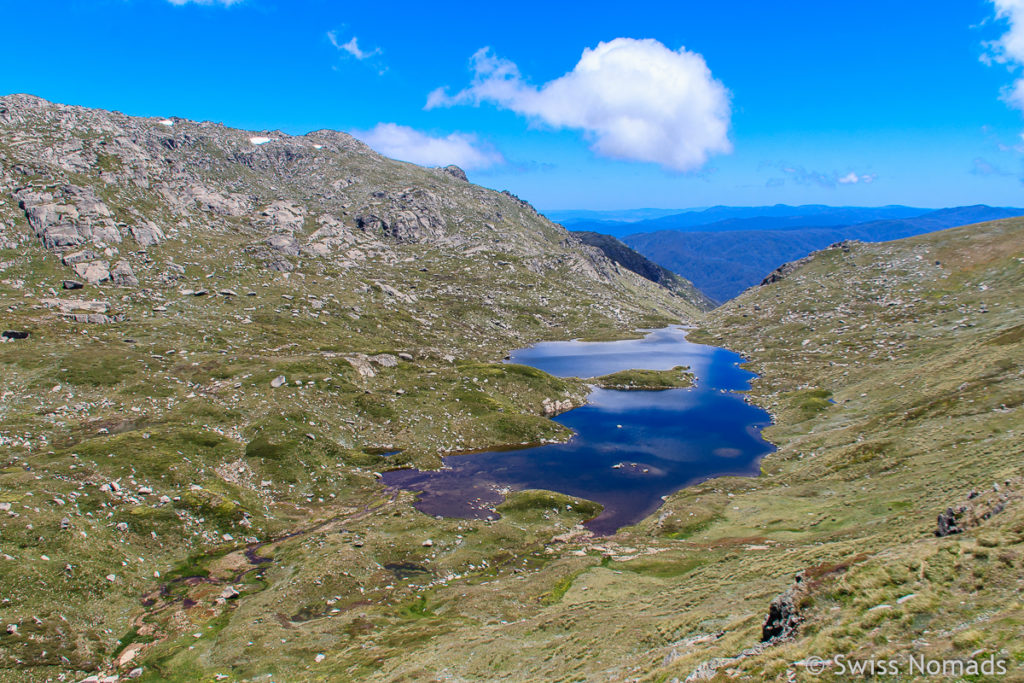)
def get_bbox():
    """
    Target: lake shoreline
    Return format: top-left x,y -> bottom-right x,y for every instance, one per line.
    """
383,326 -> 776,534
